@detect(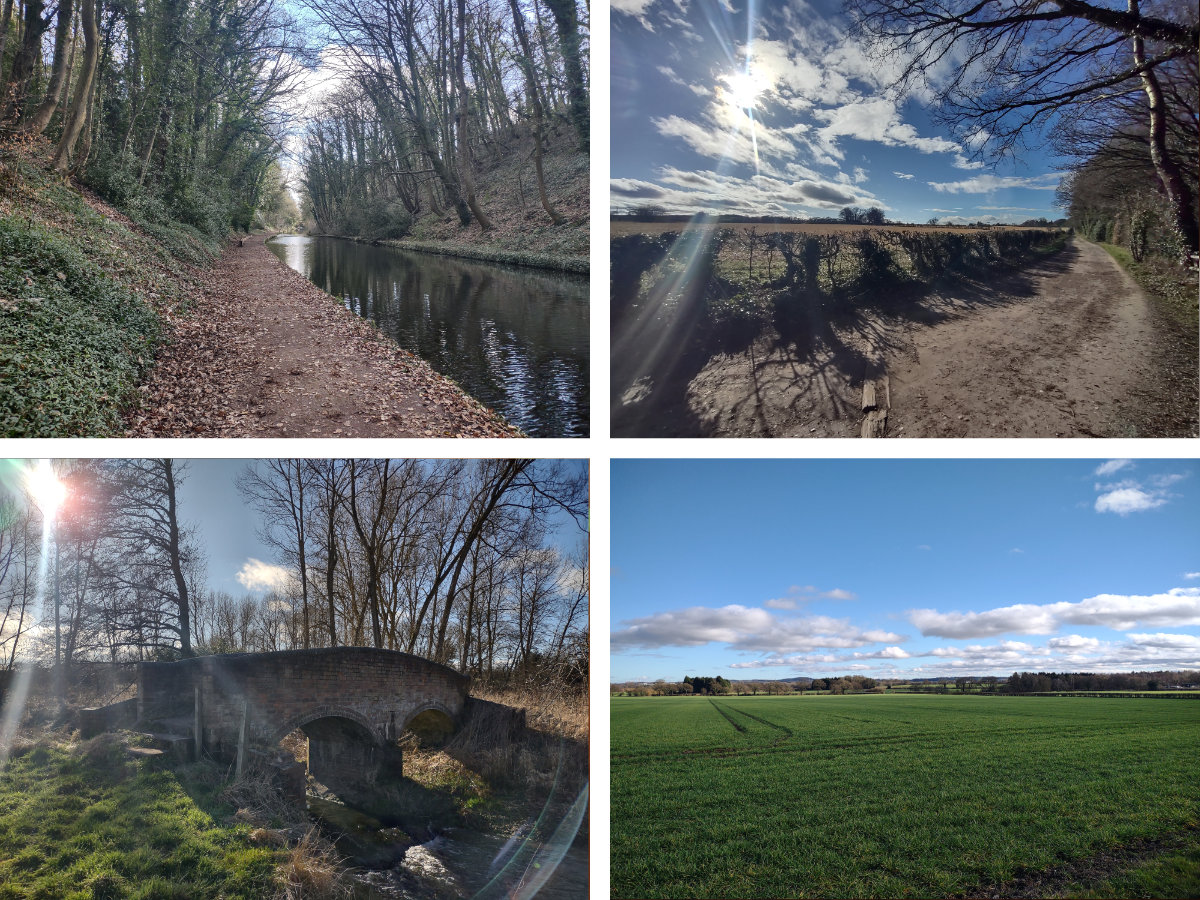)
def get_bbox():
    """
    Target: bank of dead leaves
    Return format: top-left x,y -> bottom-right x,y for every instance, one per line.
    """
124,235 -> 520,438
